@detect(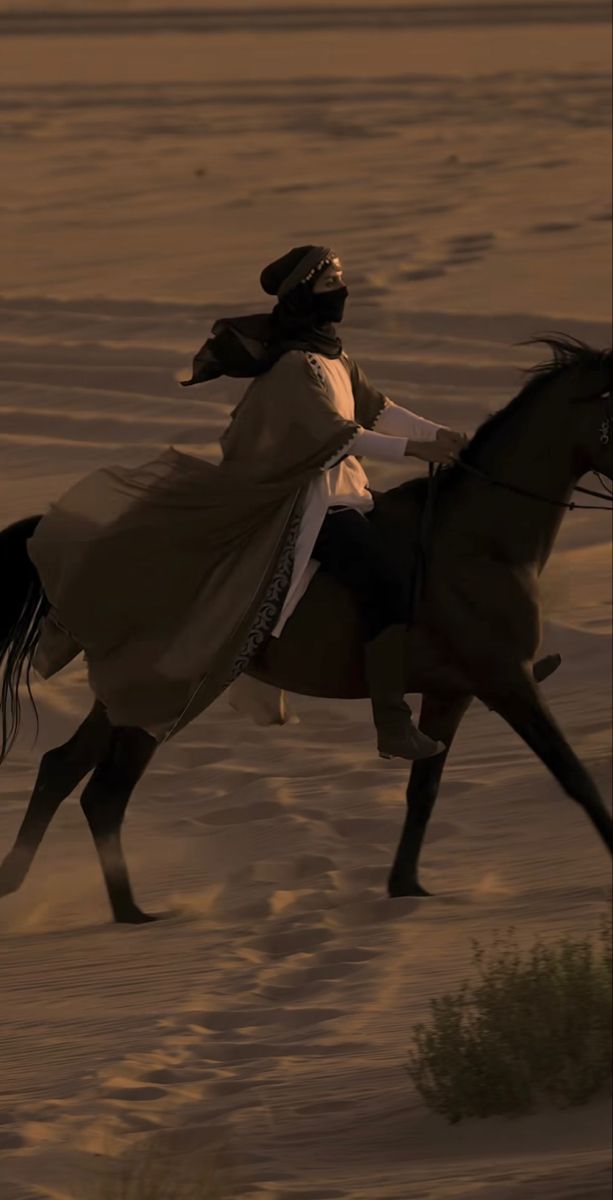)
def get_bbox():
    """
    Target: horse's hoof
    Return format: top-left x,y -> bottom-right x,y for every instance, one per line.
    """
114,906 -> 162,925
388,879 -> 433,898
0,875 -> 20,898
0,852 -> 27,898
0,880 -> 20,899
